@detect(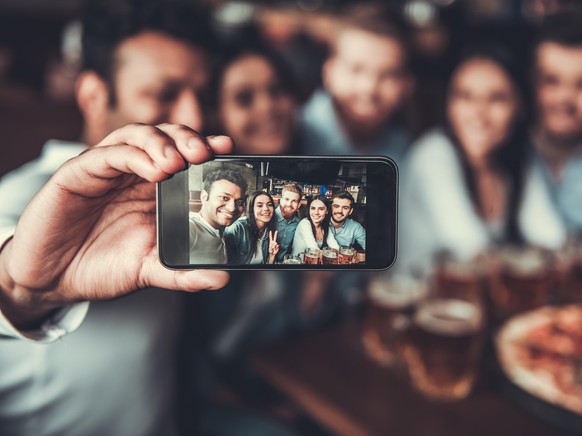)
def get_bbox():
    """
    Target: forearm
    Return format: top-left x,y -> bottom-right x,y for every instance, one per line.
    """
0,236 -> 62,330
